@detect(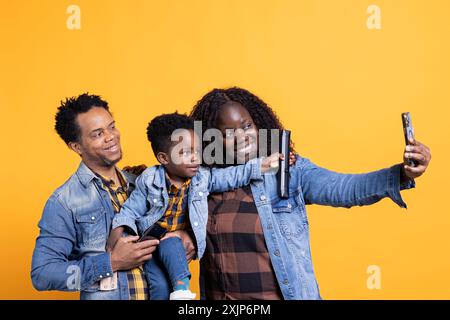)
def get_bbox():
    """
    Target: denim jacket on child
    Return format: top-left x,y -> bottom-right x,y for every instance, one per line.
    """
112,158 -> 262,259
